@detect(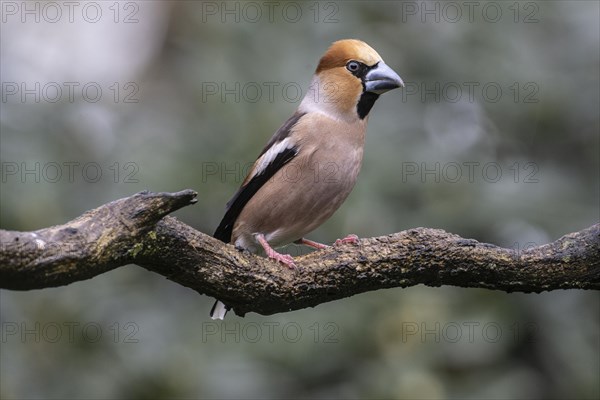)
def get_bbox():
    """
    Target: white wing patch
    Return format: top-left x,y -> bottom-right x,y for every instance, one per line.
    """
250,137 -> 295,180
